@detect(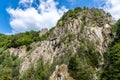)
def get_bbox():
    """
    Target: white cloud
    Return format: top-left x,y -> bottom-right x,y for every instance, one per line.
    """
19,0 -> 34,4
101,0 -> 120,20
19,0 -> 34,7
7,0 -> 68,33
